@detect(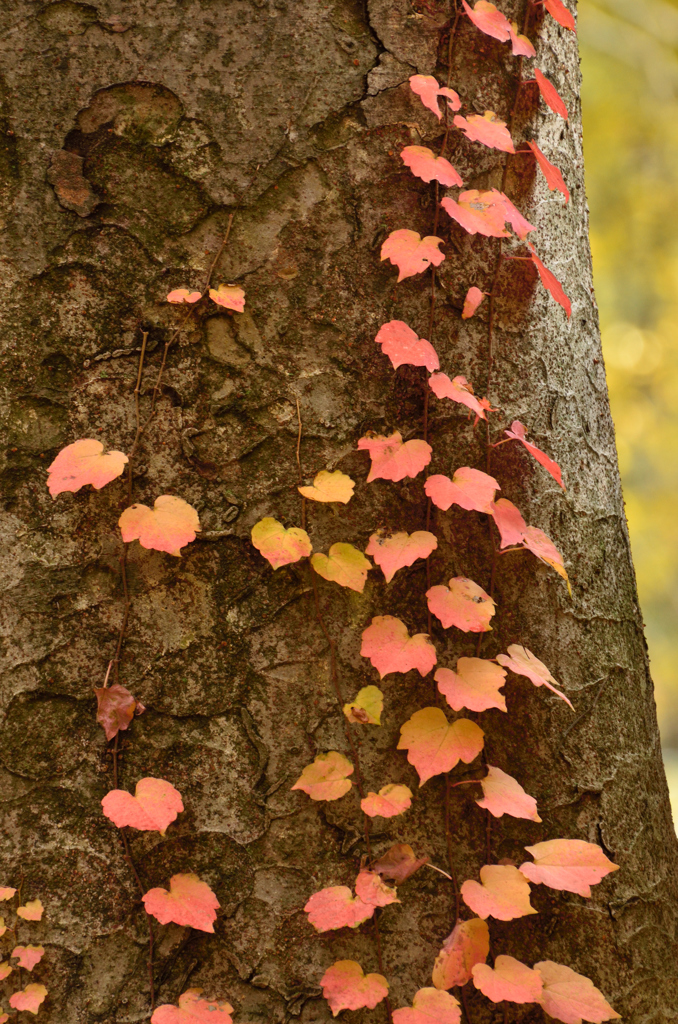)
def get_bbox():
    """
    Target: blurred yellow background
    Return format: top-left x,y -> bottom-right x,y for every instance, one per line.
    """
580,0 -> 678,816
